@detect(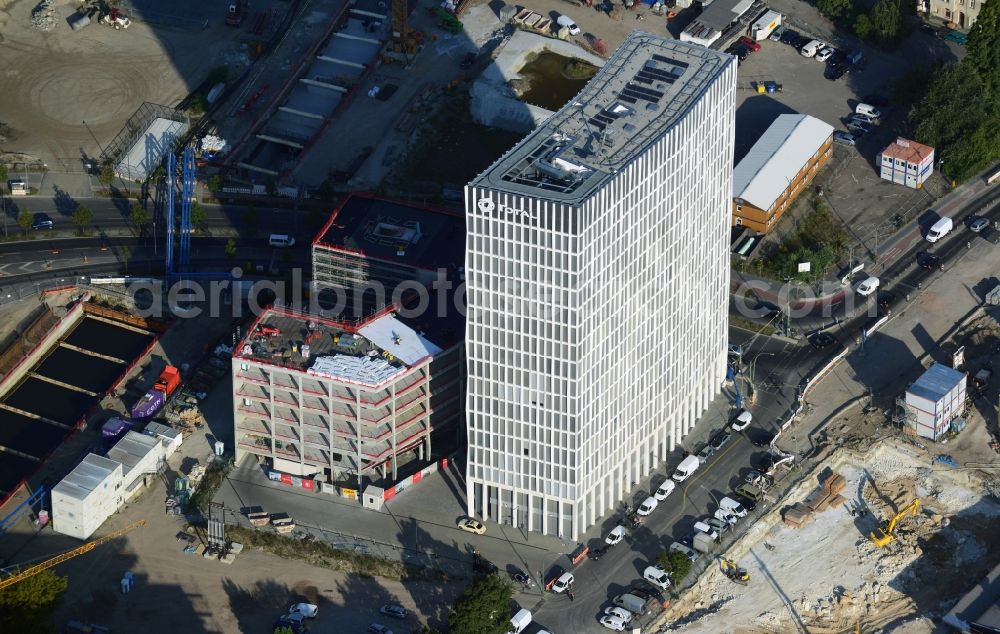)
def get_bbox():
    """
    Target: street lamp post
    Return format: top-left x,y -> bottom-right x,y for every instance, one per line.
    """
749,352 -> 775,396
